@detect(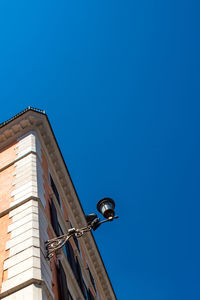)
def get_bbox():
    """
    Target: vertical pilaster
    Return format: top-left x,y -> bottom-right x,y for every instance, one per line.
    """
1,132 -> 53,299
